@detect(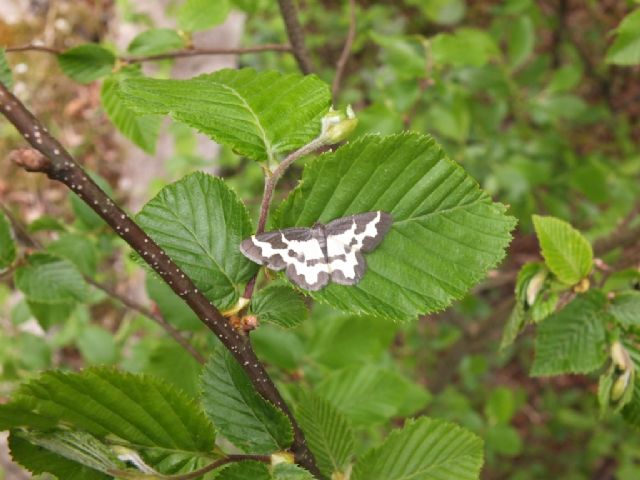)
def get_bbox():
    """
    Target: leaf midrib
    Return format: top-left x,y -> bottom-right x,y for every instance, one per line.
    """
216,82 -> 274,163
